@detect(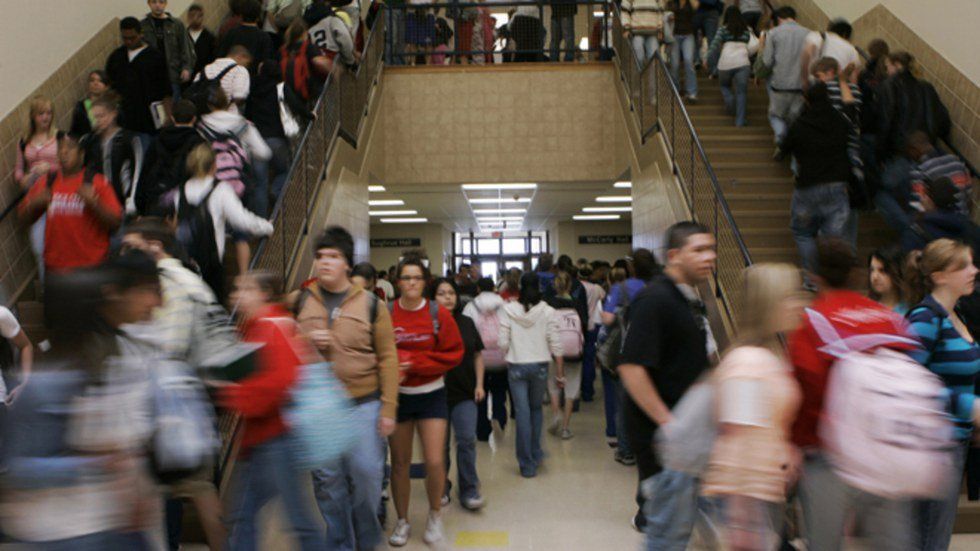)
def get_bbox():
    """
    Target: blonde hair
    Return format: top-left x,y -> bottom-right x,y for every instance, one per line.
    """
610,267 -> 627,284
554,271 -> 572,295
25,95 -> 57,143
735,263 -> 802,351
908,238 -> 973,304
186,143 -> 216,178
